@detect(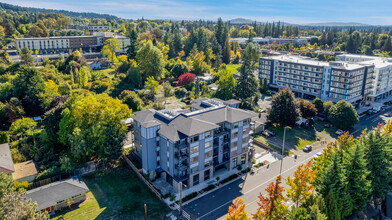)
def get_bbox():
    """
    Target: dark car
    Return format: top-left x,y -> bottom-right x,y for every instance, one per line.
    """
303,145 -> 312,152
